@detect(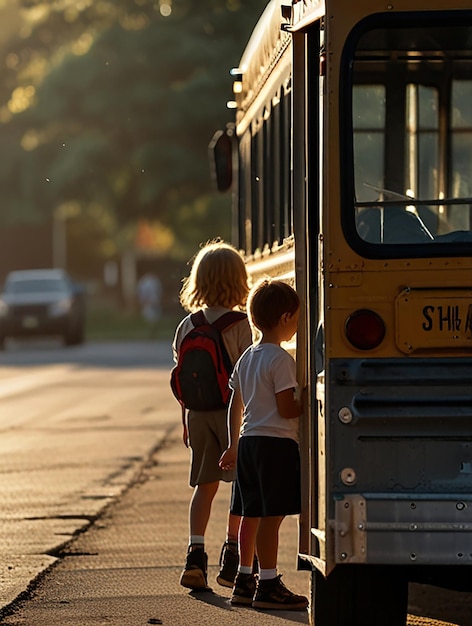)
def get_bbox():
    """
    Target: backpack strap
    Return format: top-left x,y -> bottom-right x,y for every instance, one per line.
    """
190,310 -> 207,327
211,311 -> 247,332
190,310 -> 246,332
